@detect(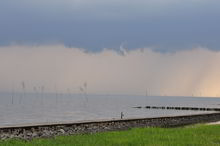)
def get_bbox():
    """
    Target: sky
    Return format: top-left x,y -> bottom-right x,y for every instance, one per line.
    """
0,0 -> 220,96
0,0 -> 220,51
